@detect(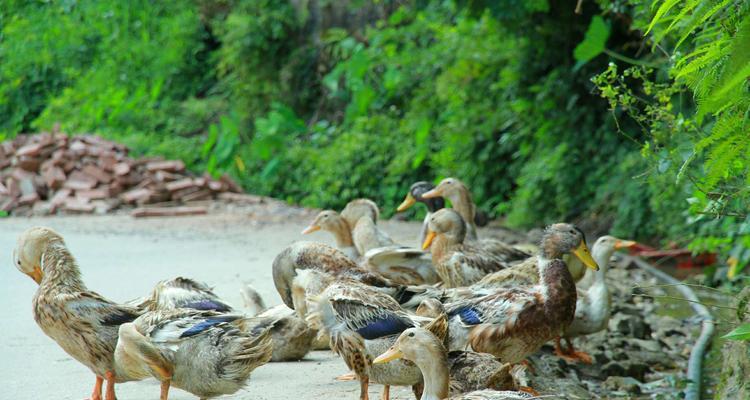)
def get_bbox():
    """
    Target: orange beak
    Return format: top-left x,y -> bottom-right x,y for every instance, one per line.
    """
301,225 -> 321,235
614,240 -> 637,250
397,193 -> 417,212
421,187 -> 441,199
28,266 -> 42,284
422,231 -> 437,250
